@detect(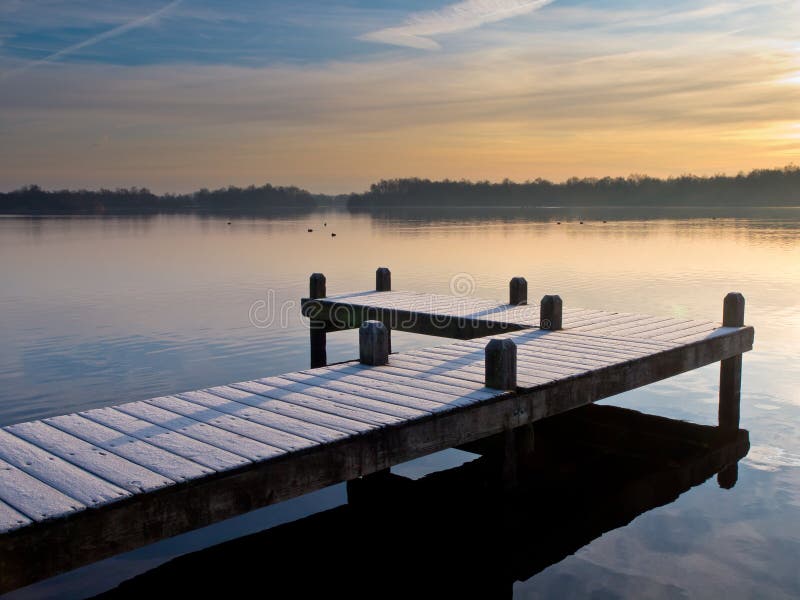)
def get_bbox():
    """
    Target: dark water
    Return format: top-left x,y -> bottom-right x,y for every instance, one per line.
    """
1,207 -> 798,598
